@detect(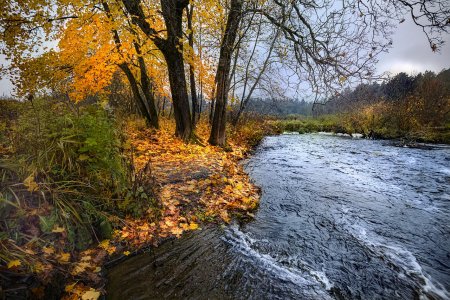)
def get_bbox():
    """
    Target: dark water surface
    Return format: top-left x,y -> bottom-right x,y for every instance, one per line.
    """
107,134 -> 450,299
